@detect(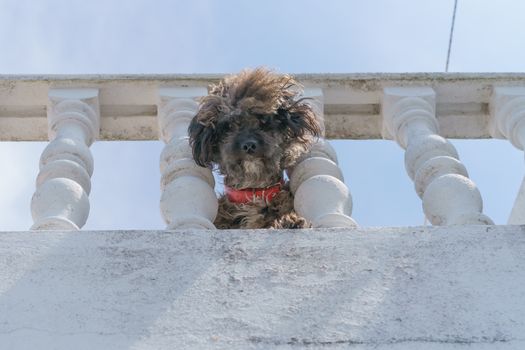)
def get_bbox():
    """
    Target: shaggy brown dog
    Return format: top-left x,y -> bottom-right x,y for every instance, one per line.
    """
188,68 -> 321,229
